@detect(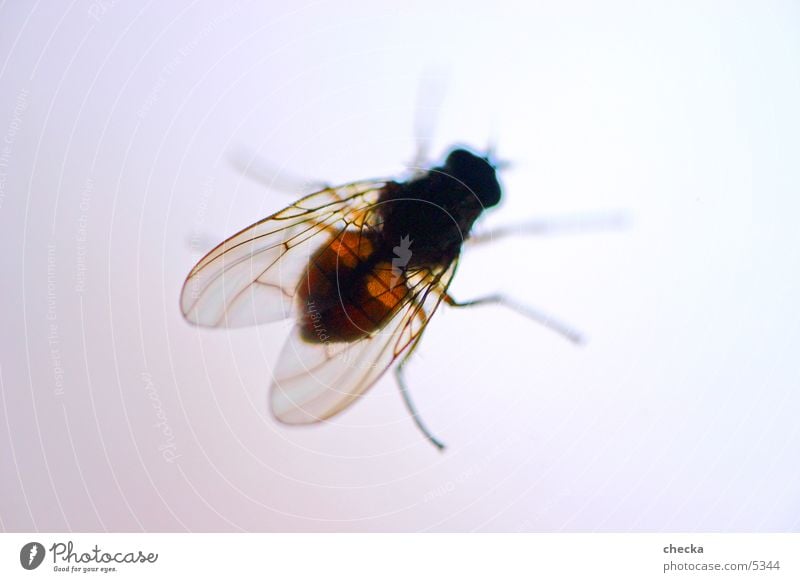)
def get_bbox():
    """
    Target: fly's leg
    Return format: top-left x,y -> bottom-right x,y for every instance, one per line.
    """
468,211 -> 630,246
408,68 -> 451,174
394,310 -> 446,451
462,211 -> 626,340
228,146 -> 329,195
444,293 -> 584,345
395,351 -> 446,451
398,291 -> 582,451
